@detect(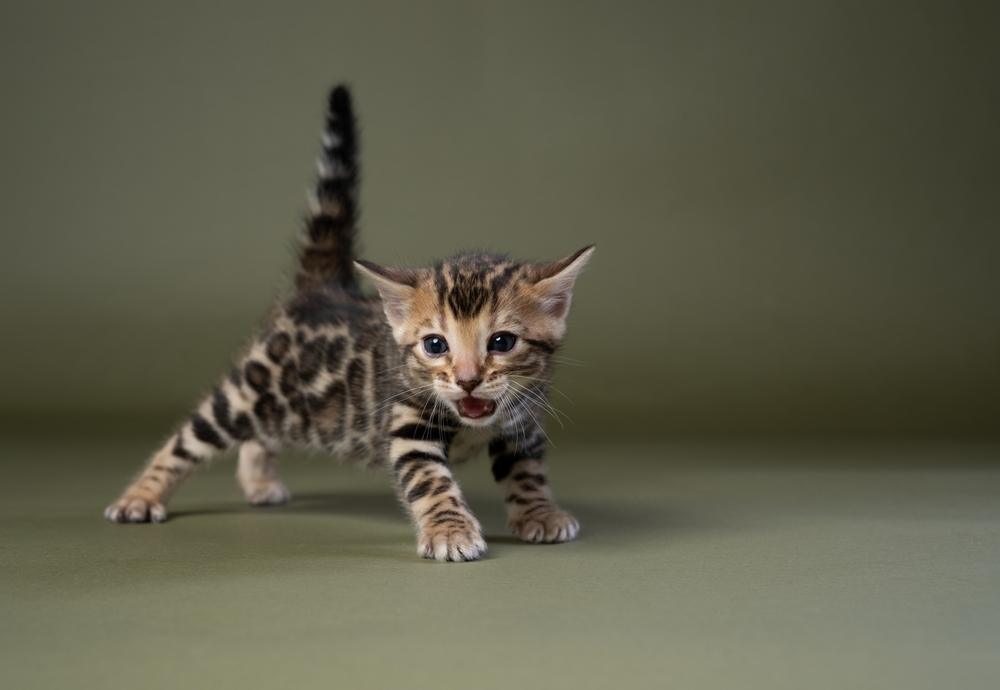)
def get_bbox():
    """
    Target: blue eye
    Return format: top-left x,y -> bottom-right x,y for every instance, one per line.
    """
422,335 -> 449,356
488,332 -> 517,353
